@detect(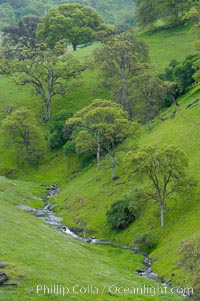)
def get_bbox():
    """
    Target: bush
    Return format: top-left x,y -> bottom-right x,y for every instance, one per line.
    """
63,140 -> 76,156
160,54 -> 198,103
49,110 -> 73,149
134,232 -> 159,253
106,196 -> 135,230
